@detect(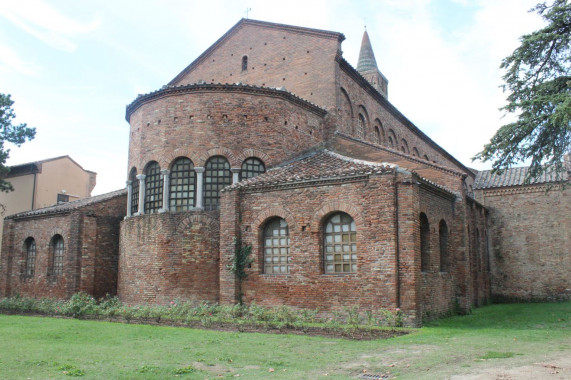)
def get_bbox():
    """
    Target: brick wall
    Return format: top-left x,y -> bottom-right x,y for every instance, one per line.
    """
118,211 -> 220,305
476,185 -> 570,301
127,87 -> 326,175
